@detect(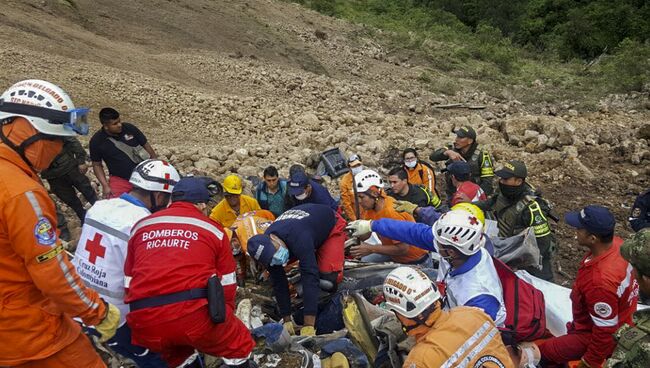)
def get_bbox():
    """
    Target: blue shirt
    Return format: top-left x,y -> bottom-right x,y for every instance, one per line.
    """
294,180 -> 338,212
265,204 -> 337,317
371,218 -> 500,321
256,180 -> 288,217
